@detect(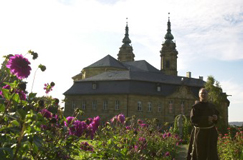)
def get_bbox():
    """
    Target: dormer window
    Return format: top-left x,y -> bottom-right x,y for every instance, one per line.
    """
92,82 -> 97,89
